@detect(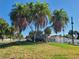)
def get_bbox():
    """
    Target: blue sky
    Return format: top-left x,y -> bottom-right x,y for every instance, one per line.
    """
0,0 -> 79,37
